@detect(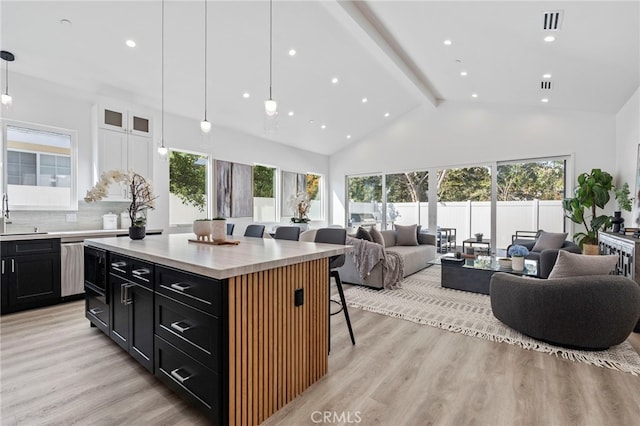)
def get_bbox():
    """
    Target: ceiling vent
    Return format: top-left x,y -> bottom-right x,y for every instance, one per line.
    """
542,10 -> 563,31
541,81 -> 553,90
